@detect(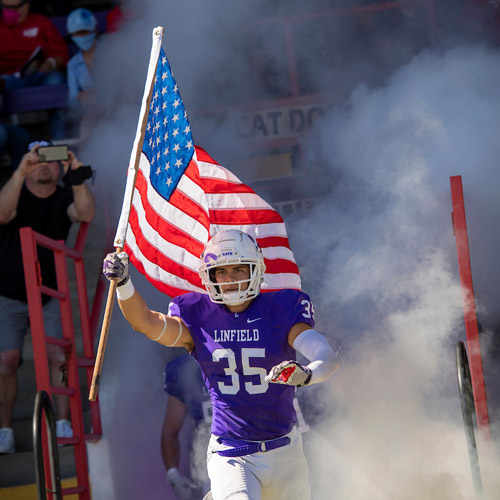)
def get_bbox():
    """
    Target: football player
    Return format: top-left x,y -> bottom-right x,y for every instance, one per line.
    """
103,229 -> 341,500
162,351 -> 211,499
